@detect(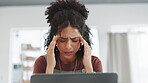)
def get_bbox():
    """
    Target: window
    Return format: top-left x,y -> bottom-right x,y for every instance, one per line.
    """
111,25 -> 148,83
